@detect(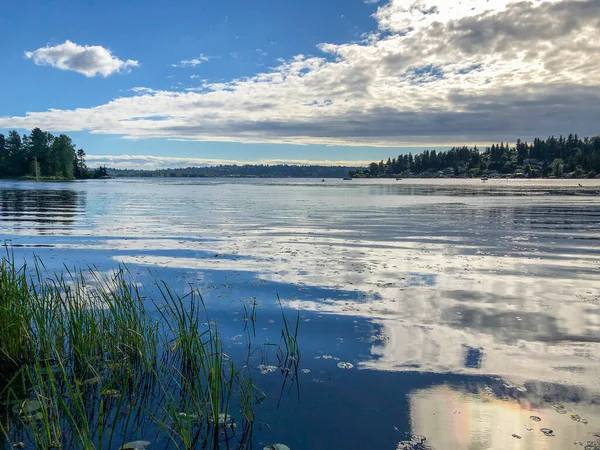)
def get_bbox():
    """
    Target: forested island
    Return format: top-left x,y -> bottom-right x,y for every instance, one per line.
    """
0,128 -> 108,180
351,135 -> 600,179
